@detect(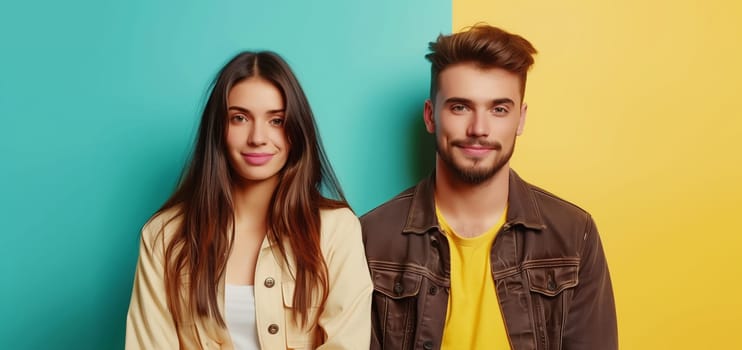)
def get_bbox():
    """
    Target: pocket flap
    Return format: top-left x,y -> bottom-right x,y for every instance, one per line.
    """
283,281 -> 296,307
526,265 -> 578,296
372,270 -> 422,299
282,281 -> 322,308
